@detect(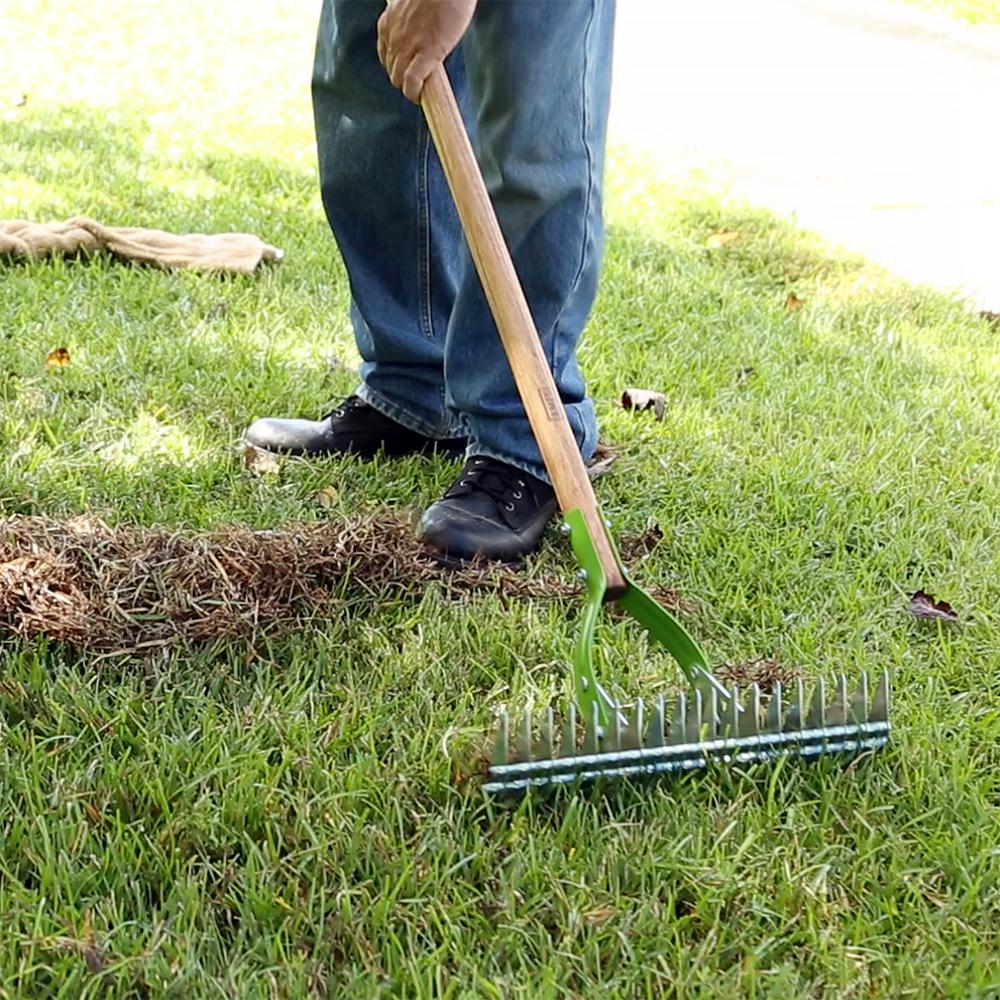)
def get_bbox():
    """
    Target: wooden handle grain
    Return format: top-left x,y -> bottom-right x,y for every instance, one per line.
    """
420,66 -> 624,594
